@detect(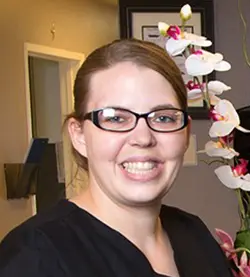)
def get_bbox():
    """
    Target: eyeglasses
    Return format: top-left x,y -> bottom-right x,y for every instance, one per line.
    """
83,107 -> 188,133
